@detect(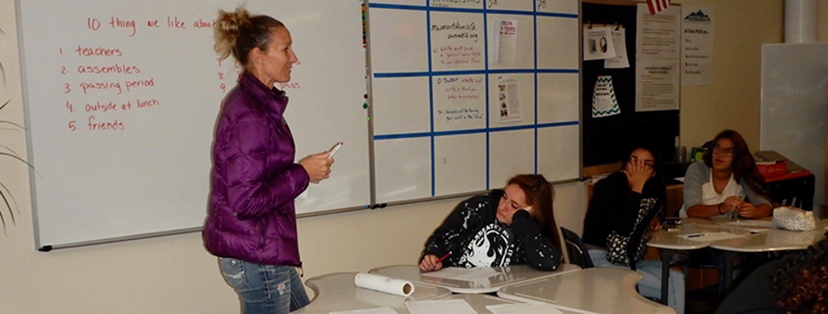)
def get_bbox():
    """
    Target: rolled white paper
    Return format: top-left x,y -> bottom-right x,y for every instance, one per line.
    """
354,272 -> 415,297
